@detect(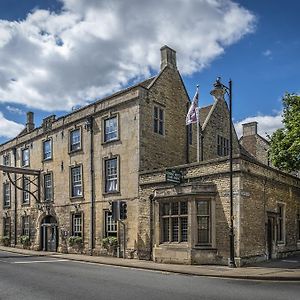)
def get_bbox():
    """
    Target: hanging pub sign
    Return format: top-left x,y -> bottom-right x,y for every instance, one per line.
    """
165,169 -> 182,184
